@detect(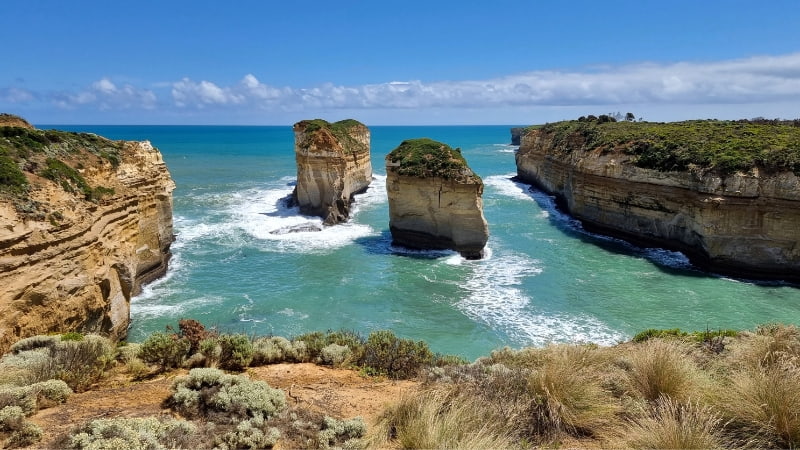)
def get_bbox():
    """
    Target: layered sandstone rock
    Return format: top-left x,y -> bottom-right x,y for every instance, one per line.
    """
292,119 -> 372,225
386,138 -> 489,259
0,121 -> 174,352
515,124 -> 800,282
